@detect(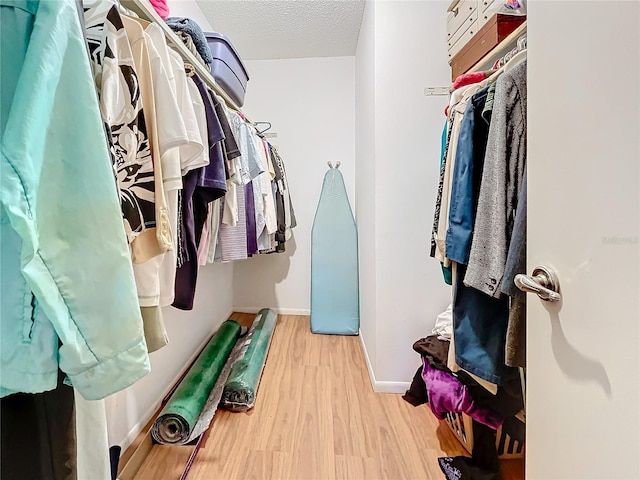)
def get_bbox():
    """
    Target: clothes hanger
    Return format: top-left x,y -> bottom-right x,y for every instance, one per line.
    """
254,122 -> 272,135
504,49 -> 527,72
113,0 -> 137,18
